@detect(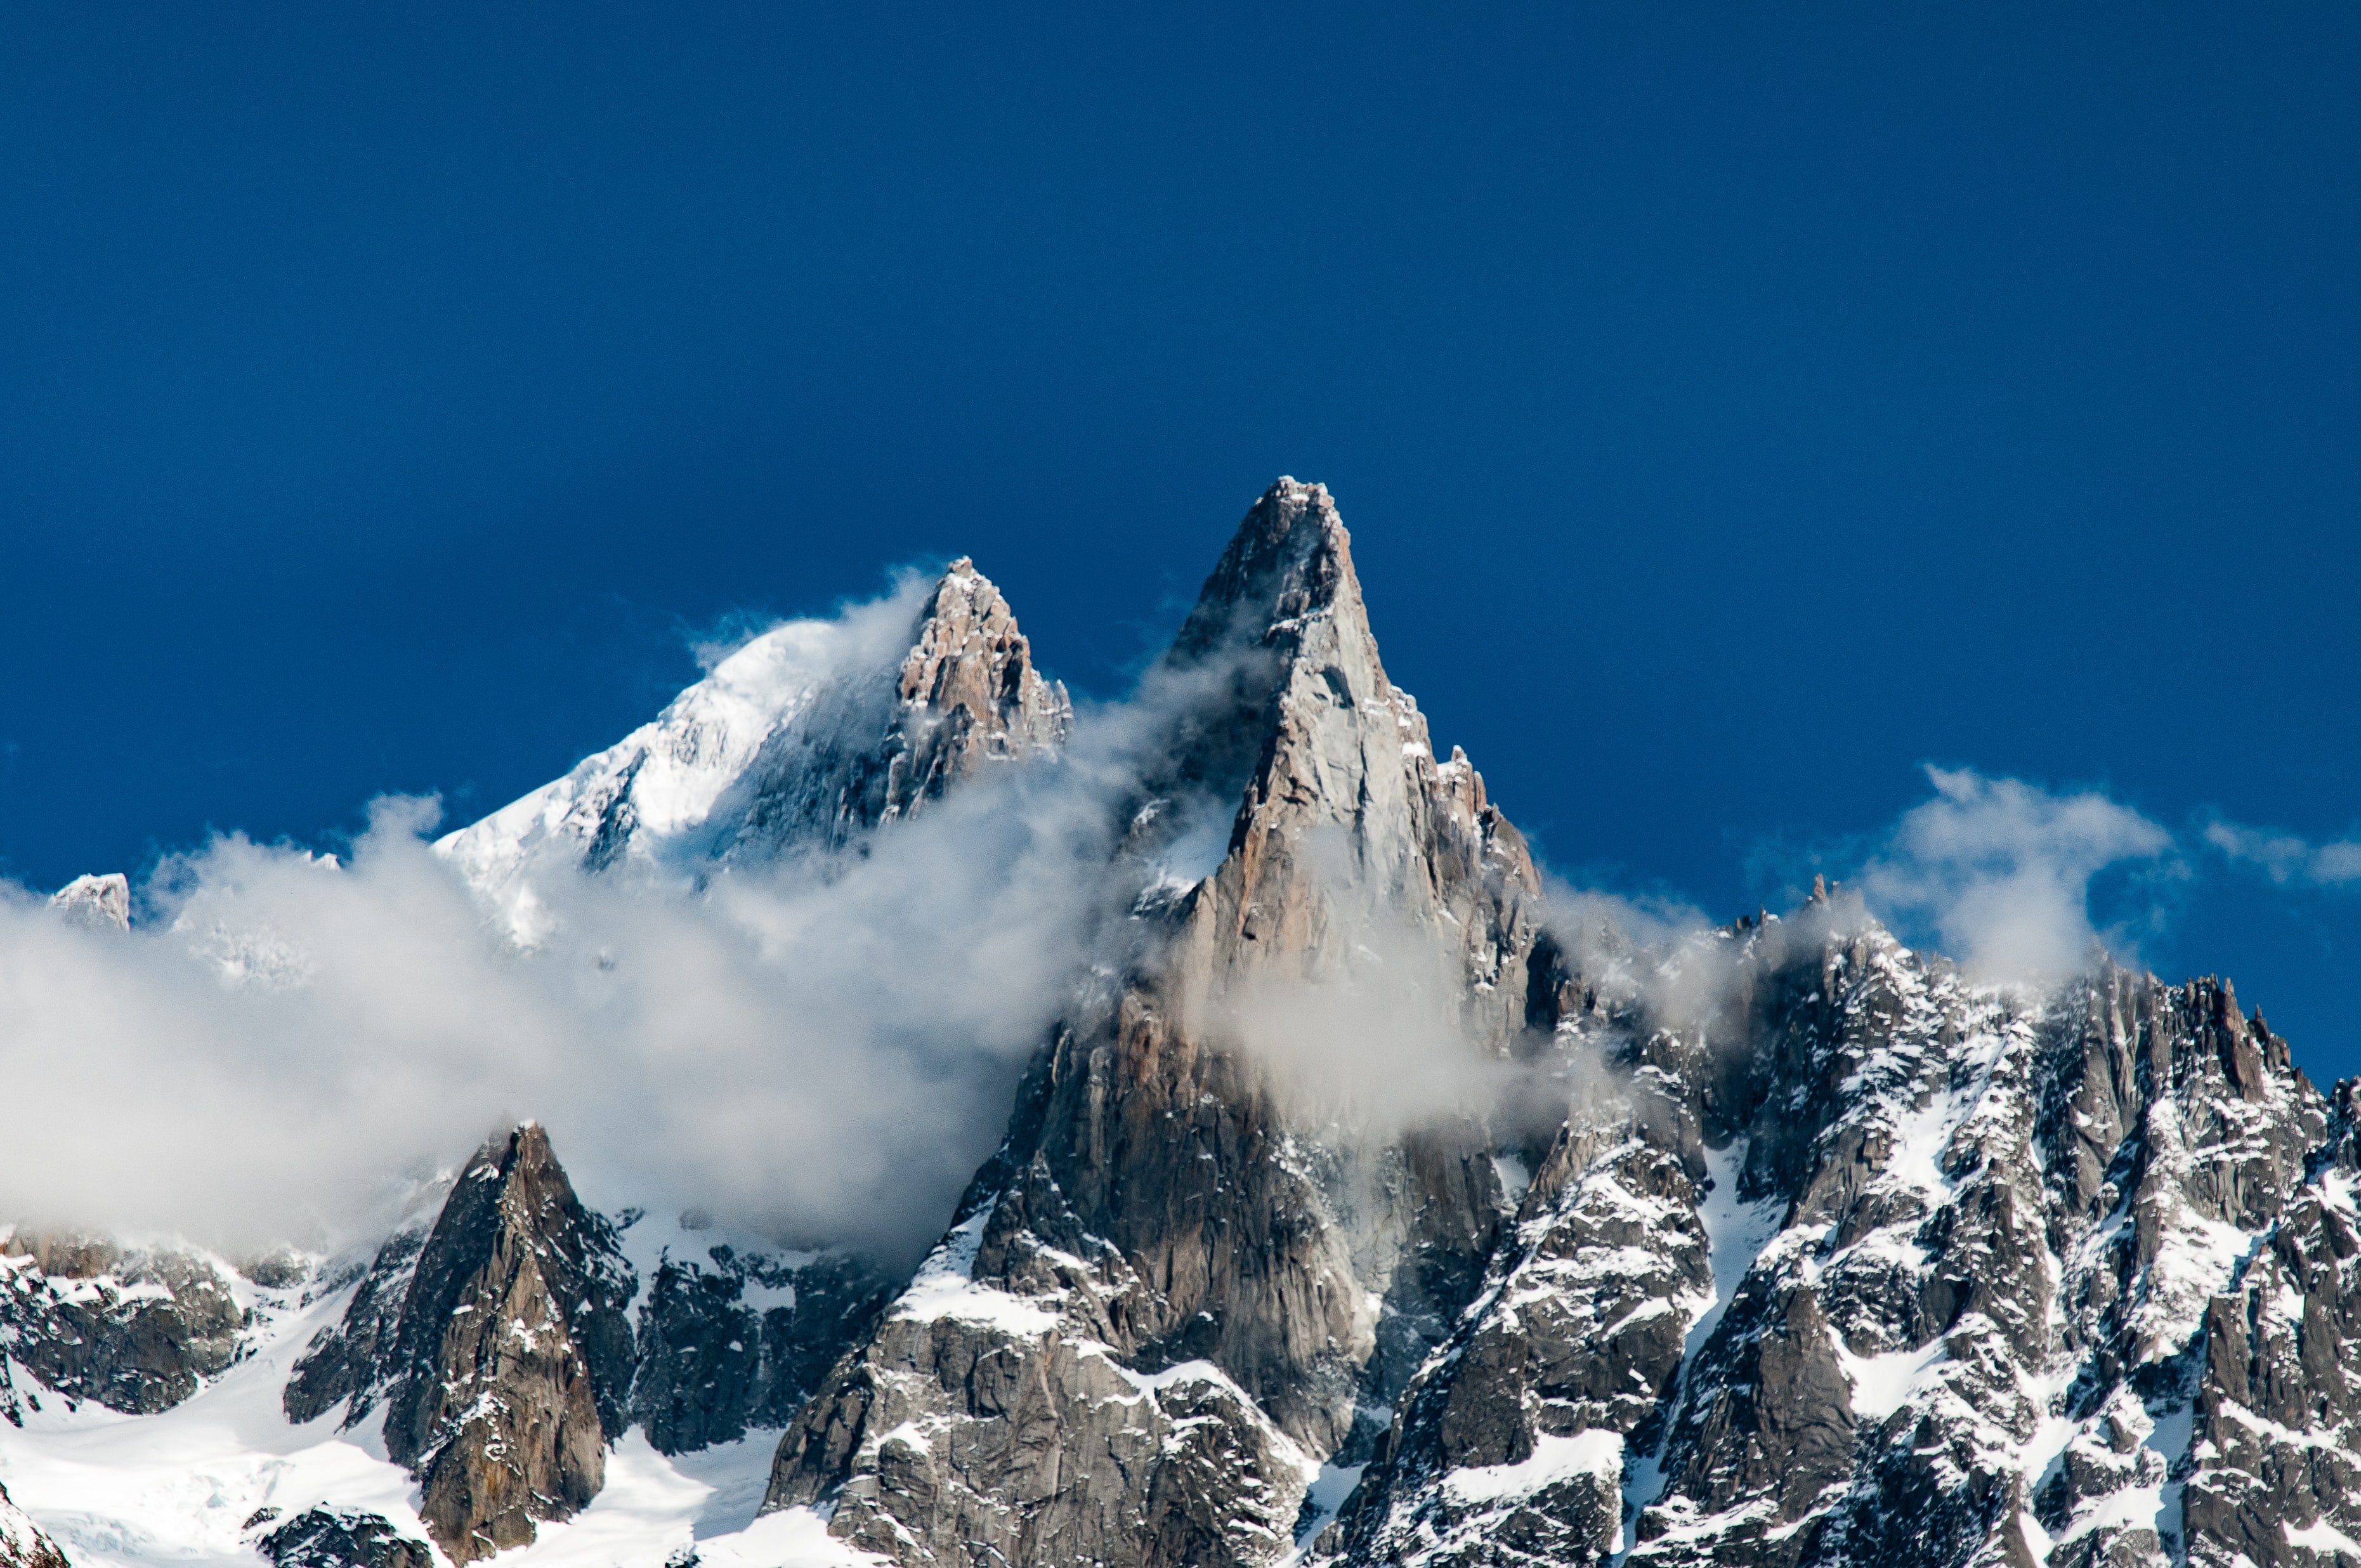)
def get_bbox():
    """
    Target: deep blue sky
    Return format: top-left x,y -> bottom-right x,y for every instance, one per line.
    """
4,8 -> 2357,1077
